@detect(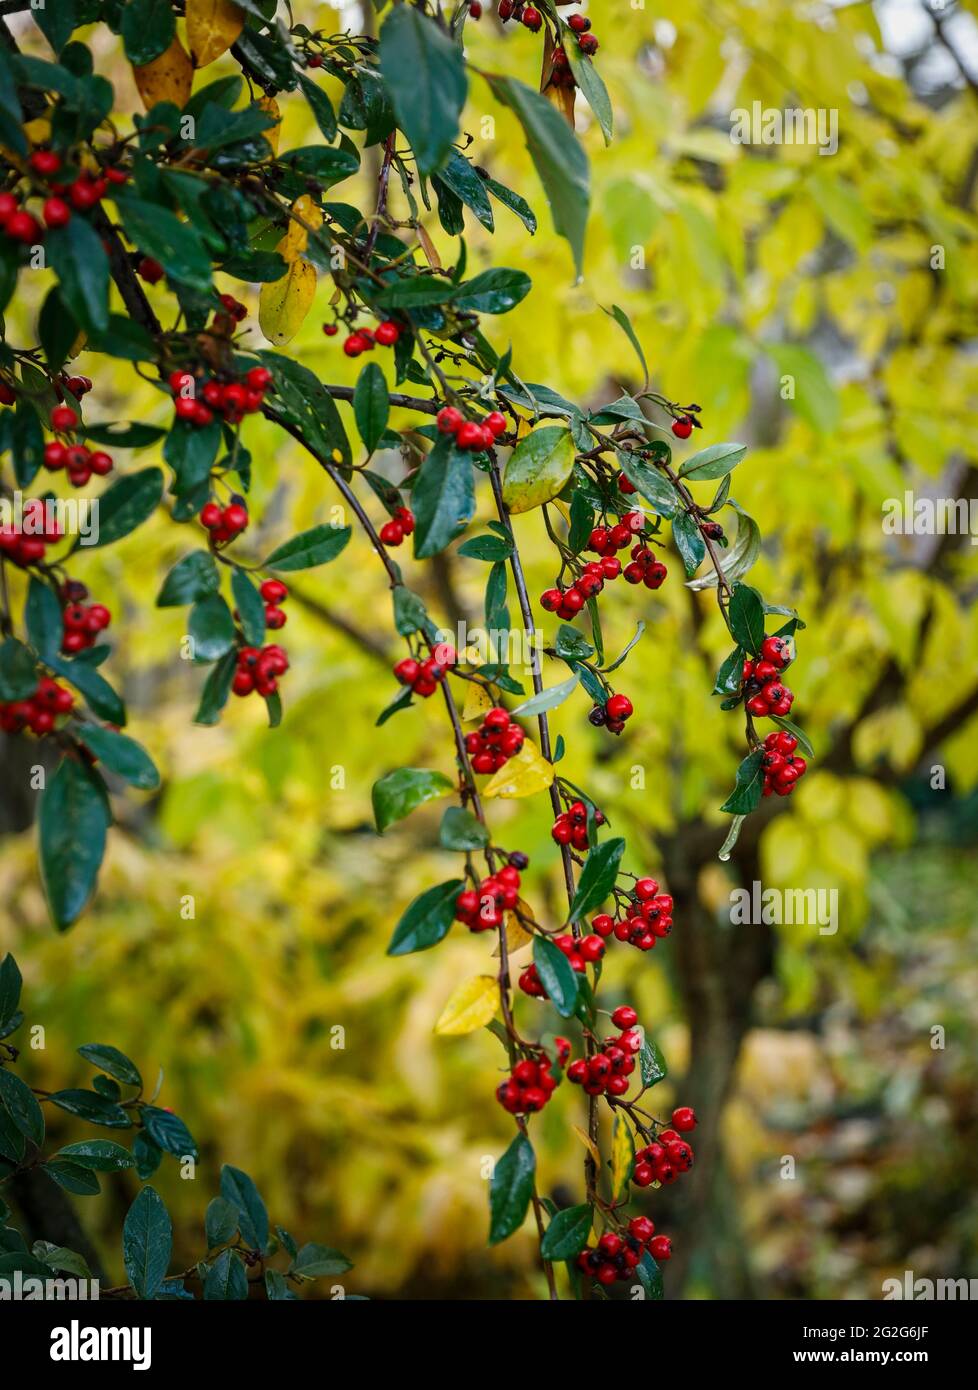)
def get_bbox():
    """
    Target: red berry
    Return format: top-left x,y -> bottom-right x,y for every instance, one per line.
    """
343,334 -> 367,357
629,1215 -> 655,1243
51,405 -> 77,432
200,502 -> 222,529
6,210 -> 41,243
223,504 -> 248,533
569,13 -> 590,32
374,320 -> 400,346
43,442 -> 67,469
485,411 -> 507,437
649,1235 -> 672,1261
671,418 -> 693,439
522,6 -> 542,31
260,579 -> 288,604
138,256 -> 165,284
30,149 -> 61,176
436,406 -> 463,435
43,197 -> 71,228
456,421 -> 484,450
470,0 -> 483,14
611,1005 -> 637,1028
606,693 -> 633,722
578,33 -> 599,54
